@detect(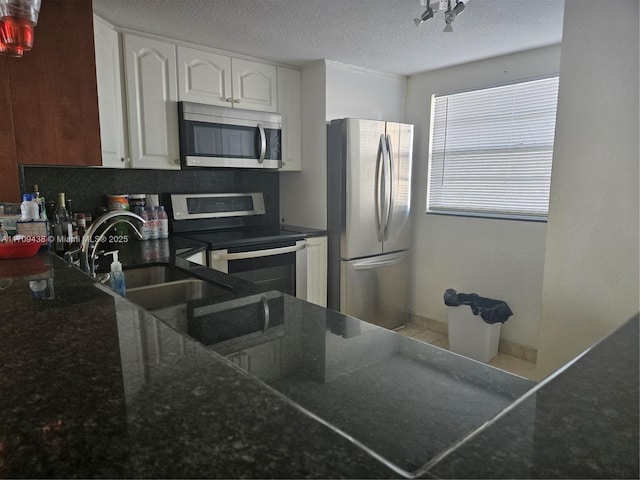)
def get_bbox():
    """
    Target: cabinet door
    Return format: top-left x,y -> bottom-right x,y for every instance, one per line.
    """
123,34 -> 180,170
0,58 -> 19,202
306,236 -> 328,307
6,0 -> 101,169
277,67 -> 302,171
177,46 -> 232,106
231,58 -> 277,112
94,16 -> 128,169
